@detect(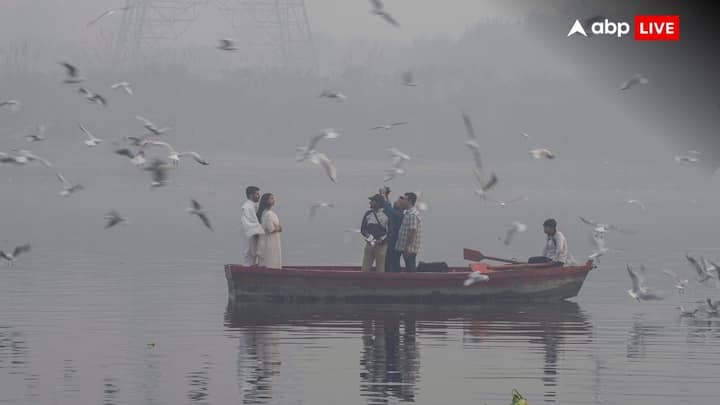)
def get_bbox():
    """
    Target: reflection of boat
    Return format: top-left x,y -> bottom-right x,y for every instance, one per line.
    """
224,300 -> 590,327
224,260 -> 595,304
